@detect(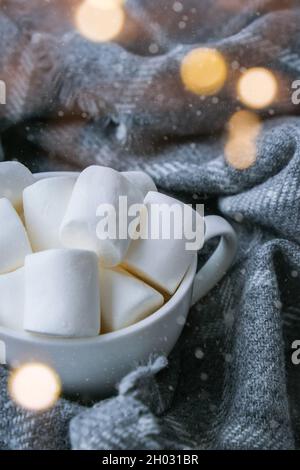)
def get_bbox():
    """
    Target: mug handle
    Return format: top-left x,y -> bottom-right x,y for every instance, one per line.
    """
191,215 -> 237,305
